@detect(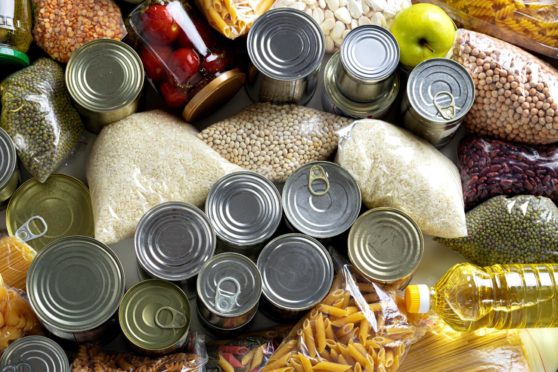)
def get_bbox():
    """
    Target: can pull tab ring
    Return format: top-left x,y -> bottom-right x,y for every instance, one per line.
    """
15,216 -> 48,243
155,306 -> 187,329
1,361 -> 32,372
308,165 -> 330,197
215,276 -> 241,313
433,91 -> 456,121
